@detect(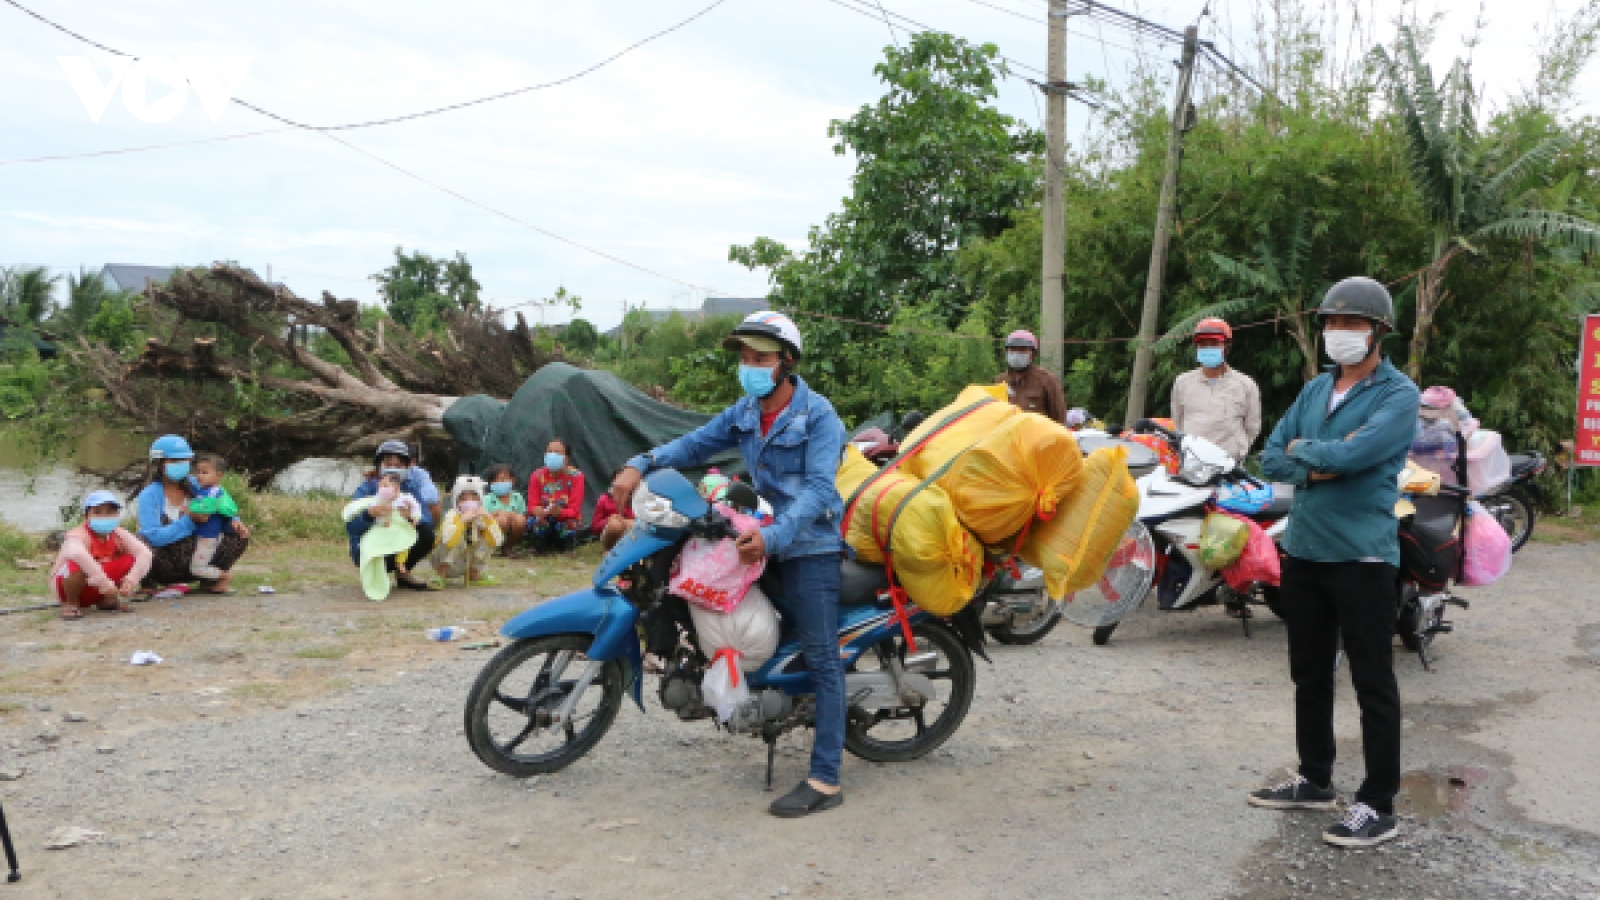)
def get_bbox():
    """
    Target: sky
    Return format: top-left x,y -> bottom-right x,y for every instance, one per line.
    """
1,0 -> 1595,330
